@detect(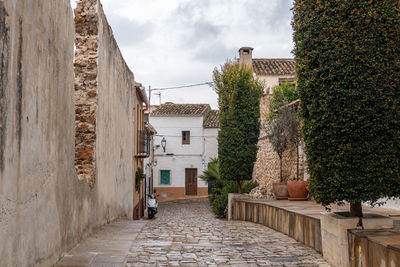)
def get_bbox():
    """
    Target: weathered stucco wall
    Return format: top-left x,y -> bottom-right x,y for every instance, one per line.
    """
0,2 -> 82,265
0,0 -> 136,265
96,0 -> 135,220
